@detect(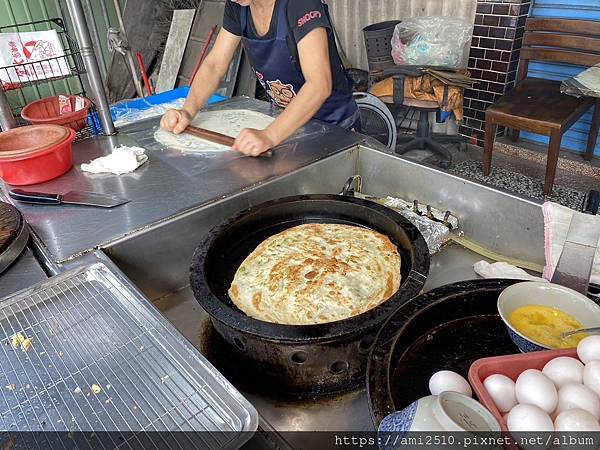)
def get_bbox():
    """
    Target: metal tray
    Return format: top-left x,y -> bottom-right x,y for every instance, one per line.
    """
0,263 -> 257,449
